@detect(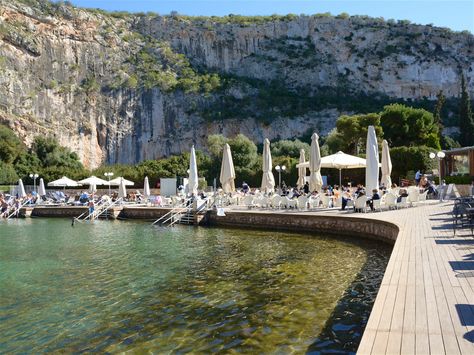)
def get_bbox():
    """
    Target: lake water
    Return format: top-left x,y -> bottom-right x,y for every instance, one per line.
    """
0,218 -> 391,353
